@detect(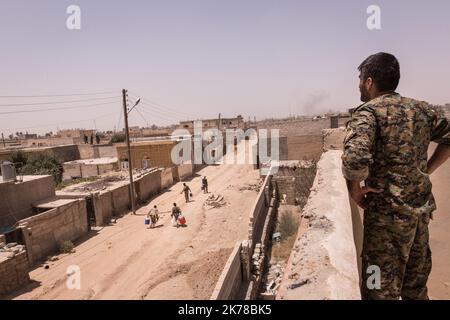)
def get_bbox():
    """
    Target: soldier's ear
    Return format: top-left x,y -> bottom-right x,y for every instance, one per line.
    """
365,77 -> 373,90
